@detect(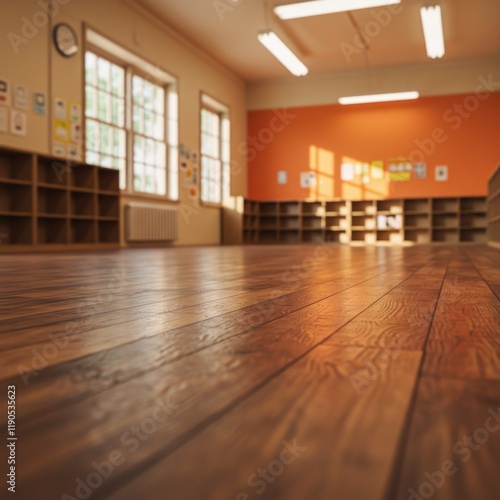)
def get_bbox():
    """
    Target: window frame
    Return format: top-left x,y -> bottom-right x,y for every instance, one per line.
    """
84,35 -> 178,202
199,94 -> 230,208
